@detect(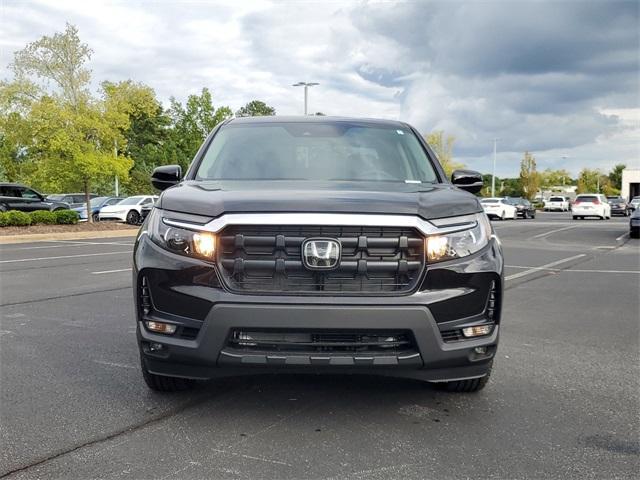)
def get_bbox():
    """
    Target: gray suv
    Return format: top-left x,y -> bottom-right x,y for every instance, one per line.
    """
0,183 -> 69,212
